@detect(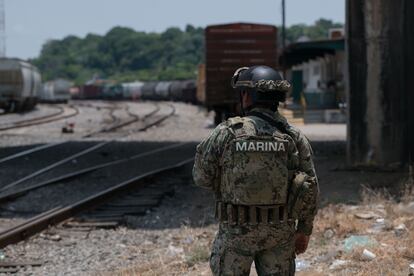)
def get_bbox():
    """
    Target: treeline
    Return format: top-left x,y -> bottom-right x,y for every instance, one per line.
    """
32,19 -> 343,84
284,18 -> 343,43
